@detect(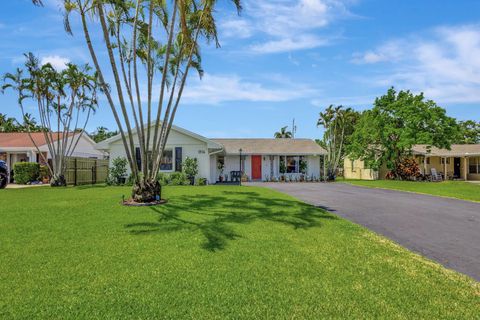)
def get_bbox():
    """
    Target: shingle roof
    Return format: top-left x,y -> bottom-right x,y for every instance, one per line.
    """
0,132 -> 68,148
412,144 -> 480,157
211,138 -> 327,155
